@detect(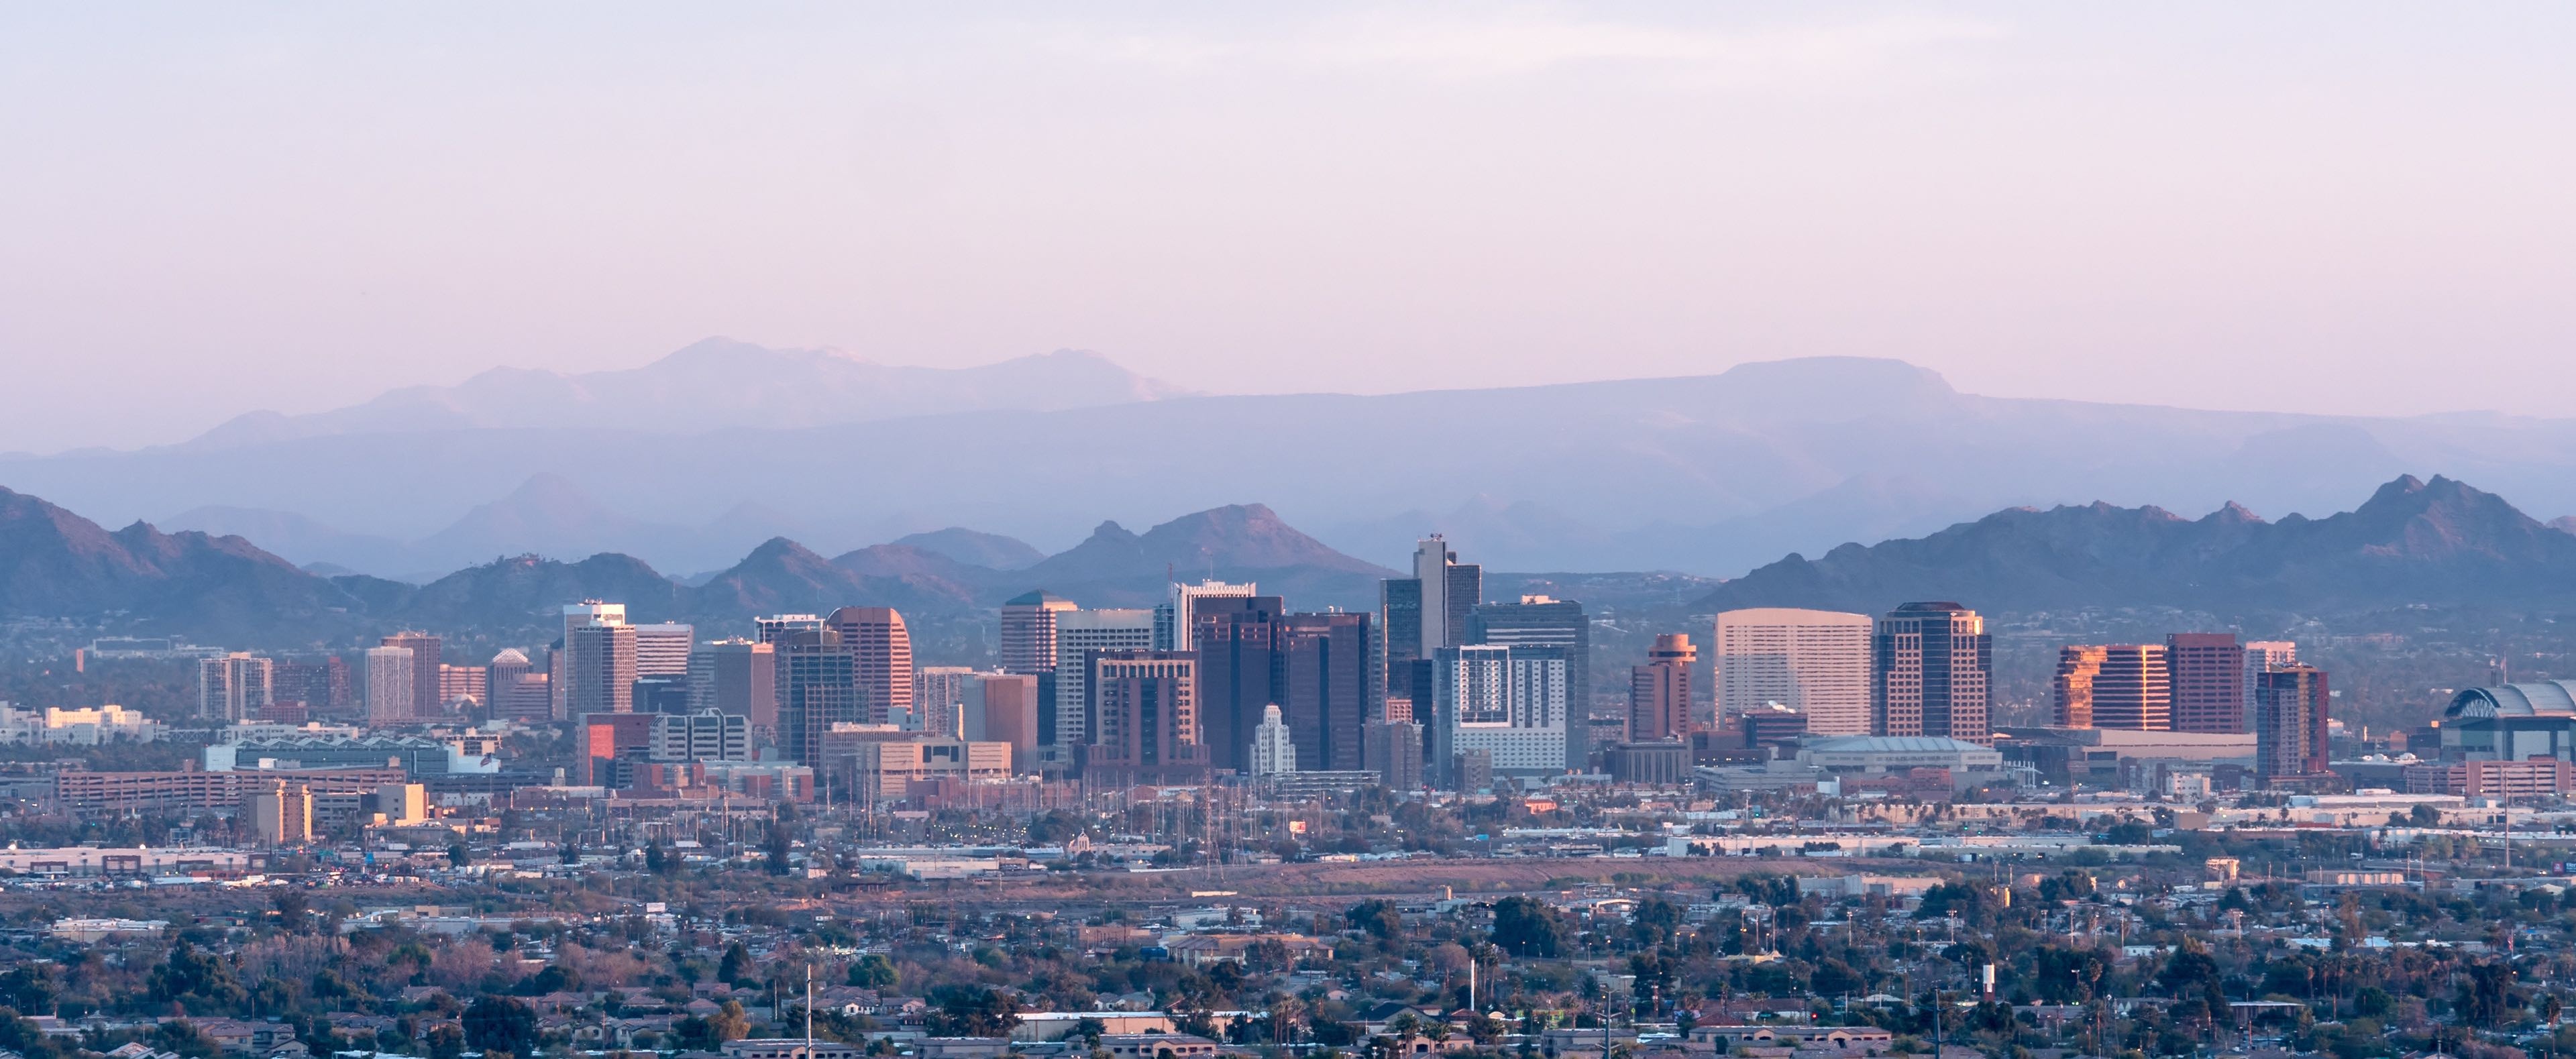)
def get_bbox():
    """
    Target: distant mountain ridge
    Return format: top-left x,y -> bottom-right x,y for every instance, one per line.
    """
183,337 -> 1189,449
41,349 -> 2576,575
1698,474 -> 2576,617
